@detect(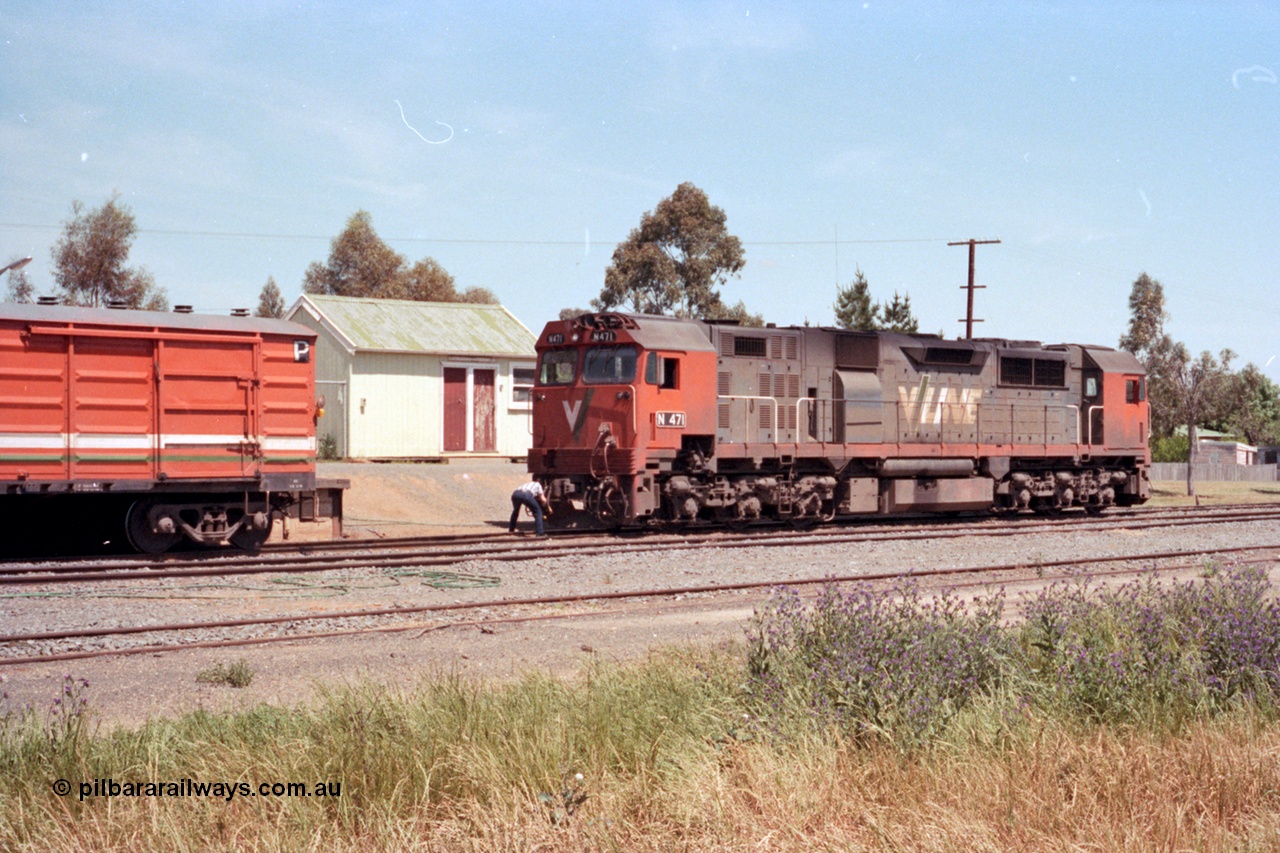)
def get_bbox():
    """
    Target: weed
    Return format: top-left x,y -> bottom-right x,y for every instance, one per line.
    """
195,660 -> 255,688
317,433 -> 339,460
